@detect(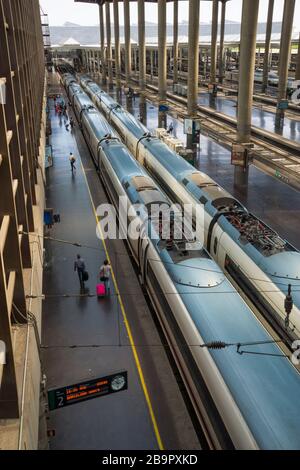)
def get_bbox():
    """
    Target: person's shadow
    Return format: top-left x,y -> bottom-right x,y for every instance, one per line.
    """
78,286 -> 90,309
